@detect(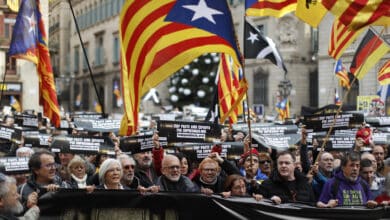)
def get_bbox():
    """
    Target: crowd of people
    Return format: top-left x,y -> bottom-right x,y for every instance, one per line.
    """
1,114 -> 390,219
